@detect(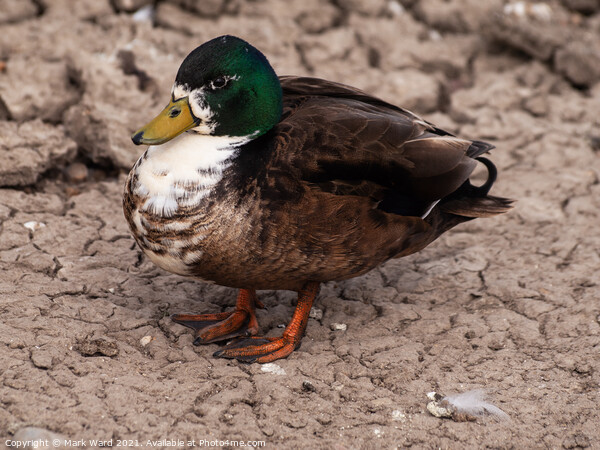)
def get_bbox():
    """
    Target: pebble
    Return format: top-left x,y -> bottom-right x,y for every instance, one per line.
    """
391,410 -> 407,421
426,391 -> 453,417
302,380 -> 316,392
65,162 -> 88,183
30,348 -> 54,369
132,4 -> 154,21
330,323 -> 347,331
387,0 -> 405,16
9,339 -> 25,349
503,1 -> 553,21
260,363 -> 286,375
309,307 -> 323,320
23,221 -> 45,232
427,400 -> 453,418
426,391 -> 440,401
140,335 -> 153,347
